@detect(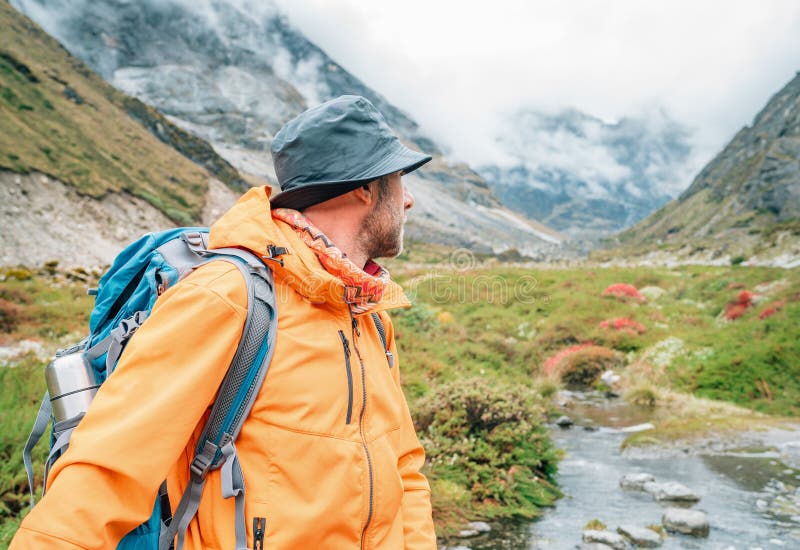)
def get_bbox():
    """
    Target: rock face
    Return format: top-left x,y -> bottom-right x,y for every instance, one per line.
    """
617,525 -> 662,548
662,507 -> 710,537
10,0 -> 567,258
612,72 -> 800,265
